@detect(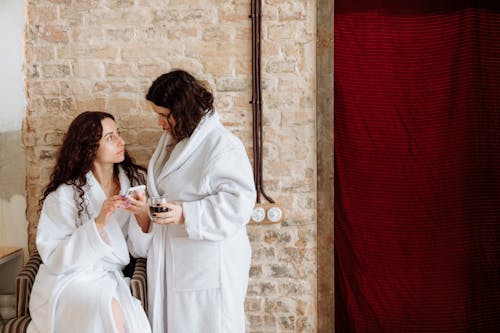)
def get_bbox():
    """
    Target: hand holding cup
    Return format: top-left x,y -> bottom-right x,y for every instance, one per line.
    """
149,196 -> 184,225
